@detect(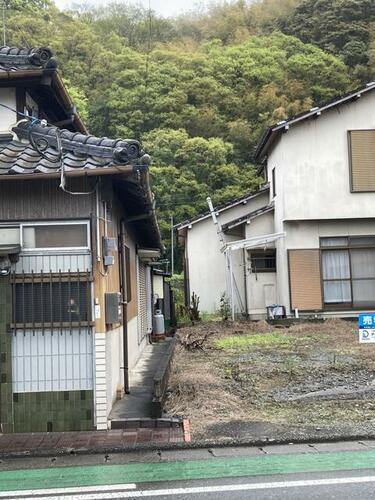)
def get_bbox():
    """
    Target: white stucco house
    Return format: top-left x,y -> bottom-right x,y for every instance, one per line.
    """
177,81 -> 375,319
